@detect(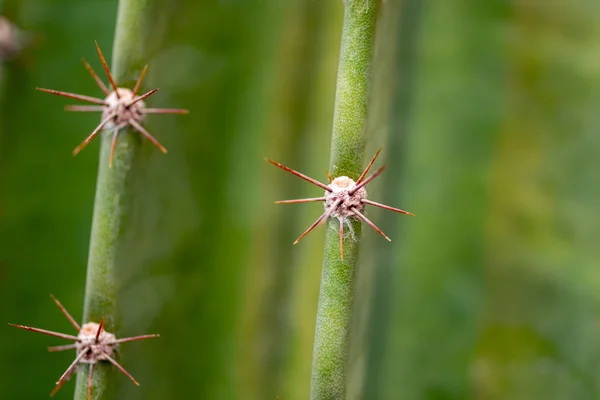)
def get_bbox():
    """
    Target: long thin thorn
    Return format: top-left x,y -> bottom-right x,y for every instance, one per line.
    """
108,334 -> 160,345
326,169 -> 333,183
88,363 -> 94,400
274,197 -> 326,204
72,112 -> 115,156
350,165 -> 386,195
356,147 -> 382,184
8,324 -> 81,341
94,41 -> 119,97
57,349 -> 87,383
36,88 -> 107,106
128,88 -> 158,107
293,199 -> 340,245
129,118 -> 168,153
48,343 -> 78,352
65,105 -> 105,112
105,355 -> 140,386
50,349 -> 88,397
339,219 -> 344,260
361,199 -> 415,216
132,64 -> 148,97
142,108 -> 189,114
266,159 -> 332,192
50,294 -> 80,331
95,317 -> 105,341
82,58 -> 109,95
109,127 -> 120,168
352,207 -> 391,242
293,213 -> 327,245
